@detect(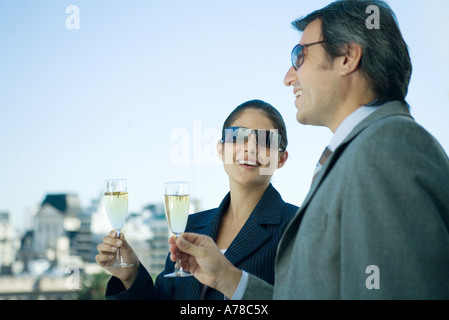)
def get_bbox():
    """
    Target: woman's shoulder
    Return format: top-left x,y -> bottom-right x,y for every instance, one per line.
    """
280,202 -> 299,222
269,184 -> 299,221
283,202 -> 299,213
185,207 -> 219,229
